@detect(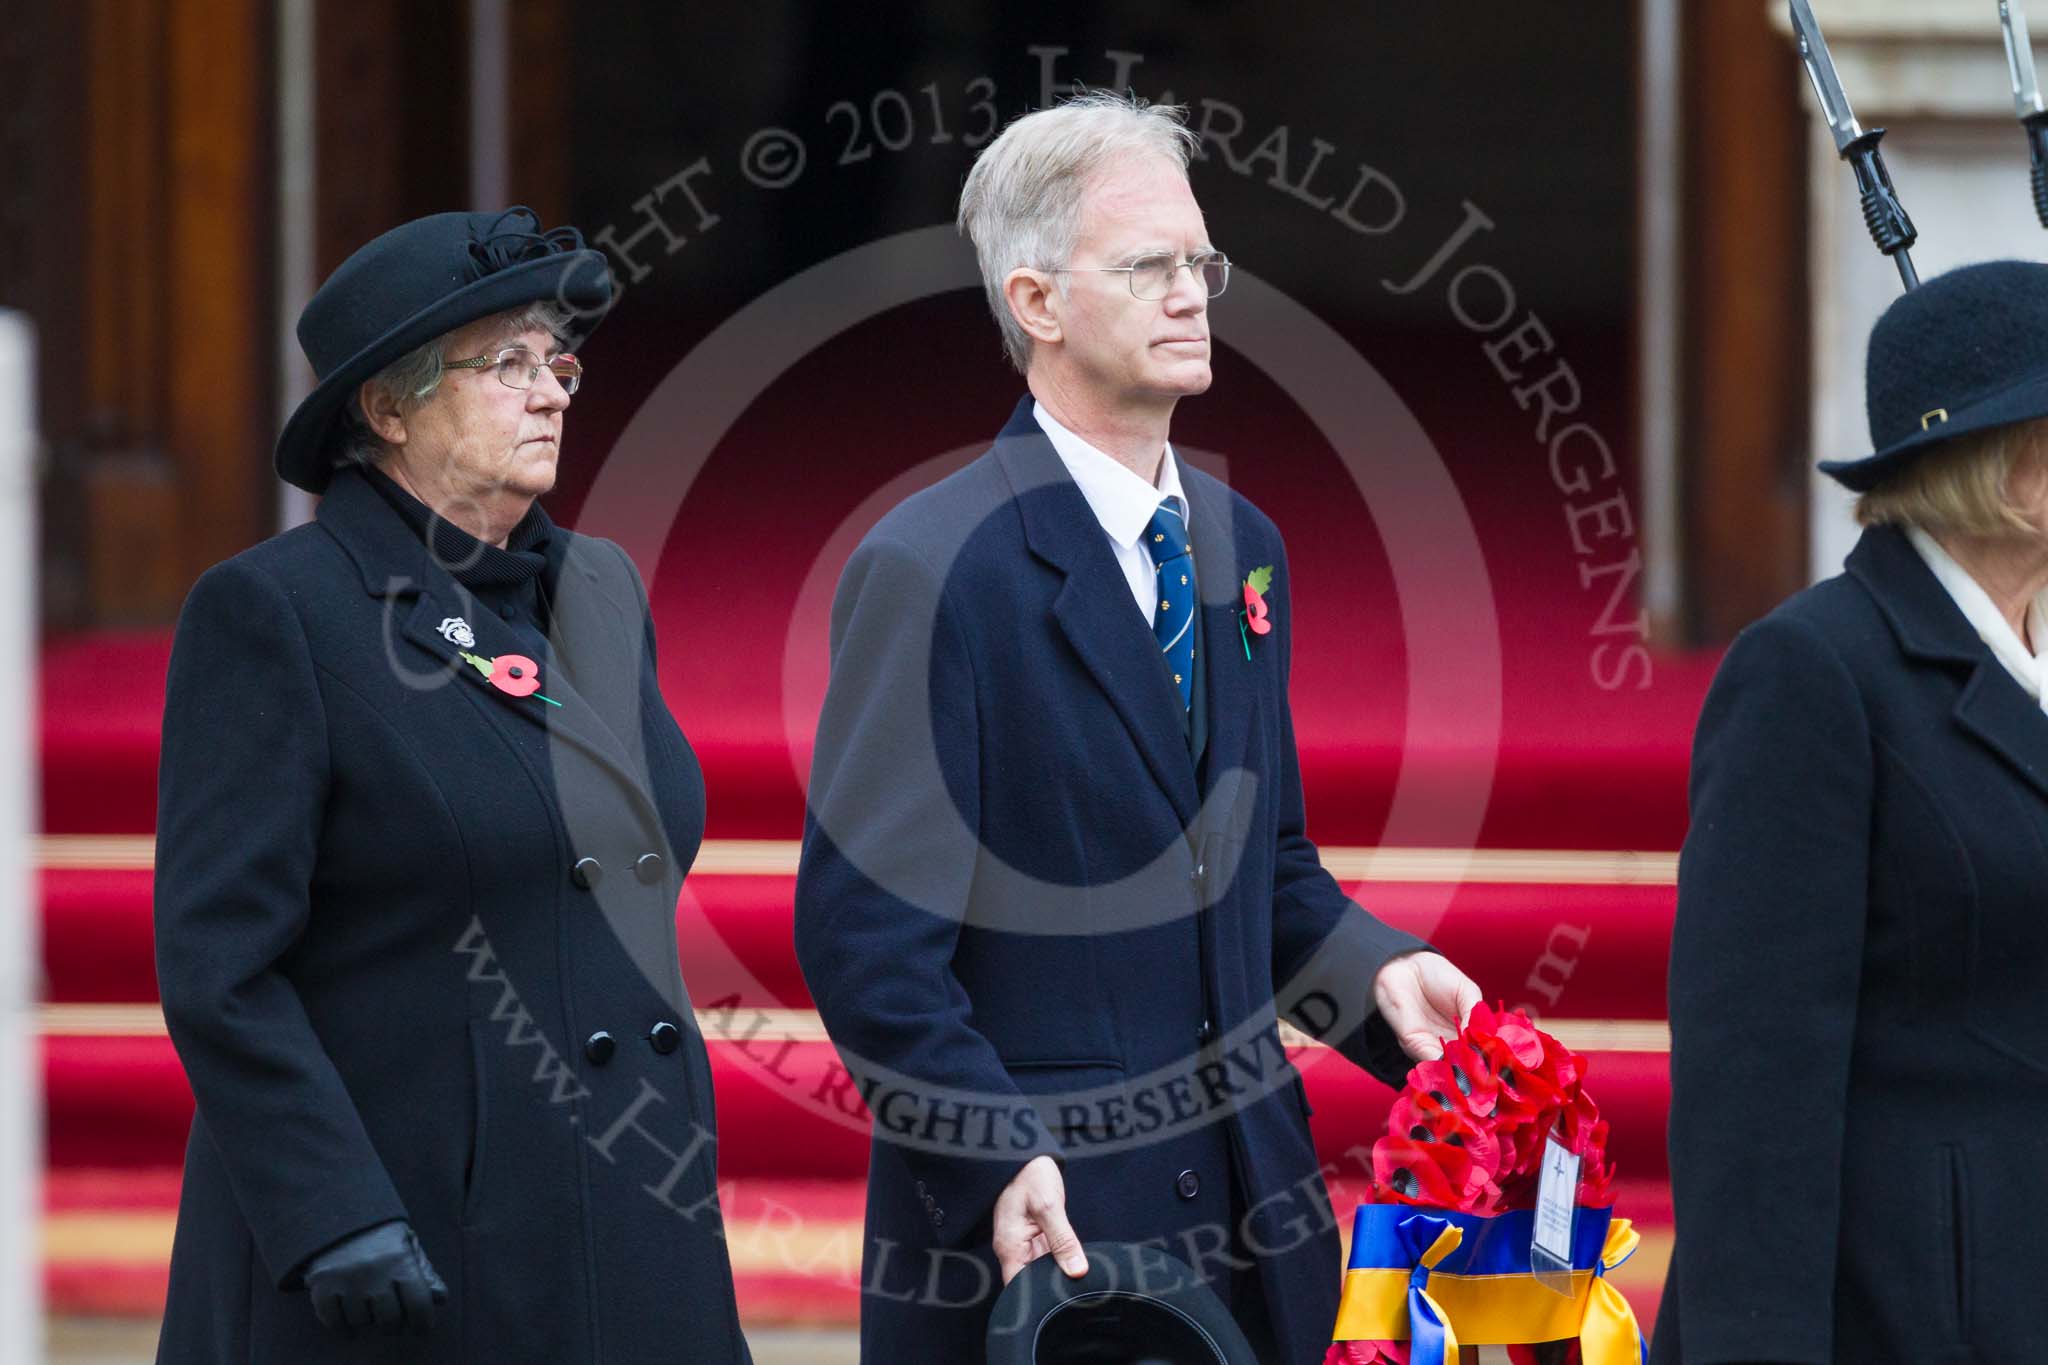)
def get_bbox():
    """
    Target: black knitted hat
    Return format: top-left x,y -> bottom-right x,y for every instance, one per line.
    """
1822,259 -> 2048,492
